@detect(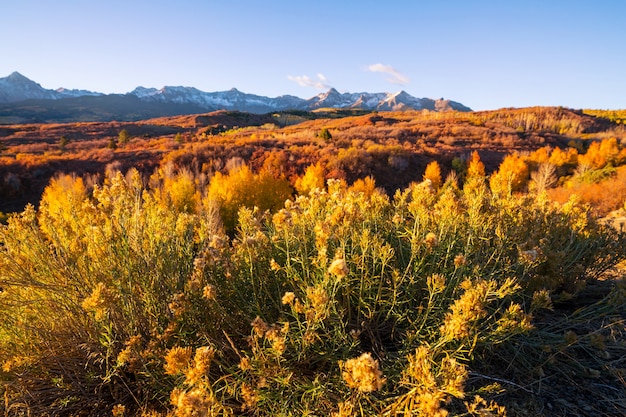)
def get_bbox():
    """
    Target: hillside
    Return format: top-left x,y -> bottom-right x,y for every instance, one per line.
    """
1,106 -> 625,215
